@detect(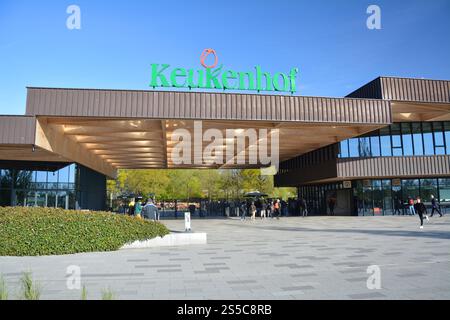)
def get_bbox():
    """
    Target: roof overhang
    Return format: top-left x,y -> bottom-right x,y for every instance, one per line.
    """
2,88 -> 394,178
391,100 -> 450,122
